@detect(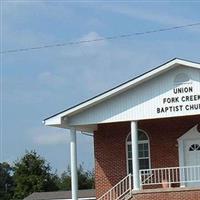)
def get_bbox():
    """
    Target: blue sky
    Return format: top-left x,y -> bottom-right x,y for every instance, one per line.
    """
1,1 -> 200,174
